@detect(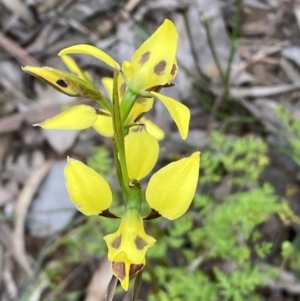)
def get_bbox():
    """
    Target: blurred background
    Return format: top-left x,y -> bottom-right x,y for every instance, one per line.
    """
1,0 -> 300,300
